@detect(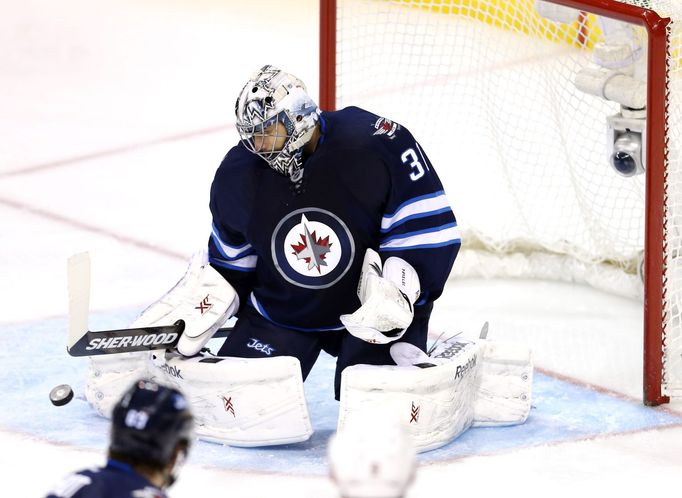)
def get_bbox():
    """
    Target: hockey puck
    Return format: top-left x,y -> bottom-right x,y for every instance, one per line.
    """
49,384 -> 74,406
